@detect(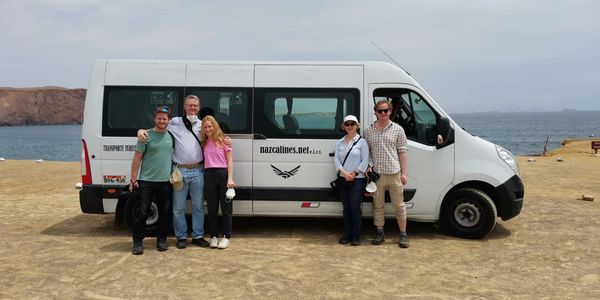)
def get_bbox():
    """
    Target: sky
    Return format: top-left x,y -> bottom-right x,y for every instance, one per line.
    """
1,0 -> 599,113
